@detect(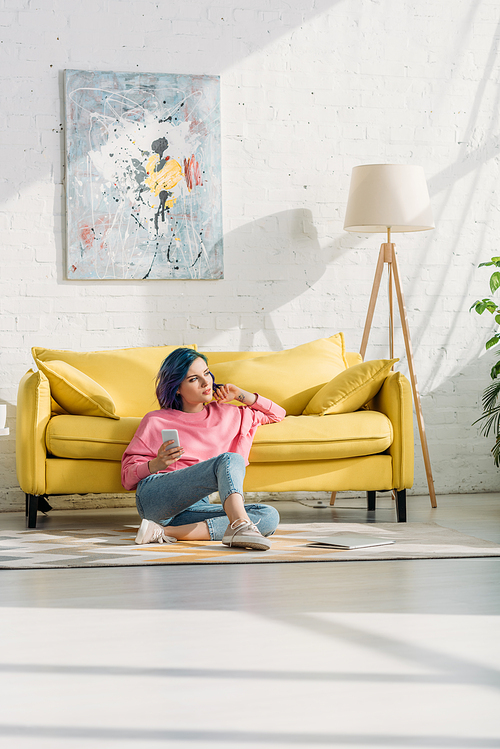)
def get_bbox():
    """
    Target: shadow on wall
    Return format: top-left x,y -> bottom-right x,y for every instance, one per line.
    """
417,348 -> 499,494
198,208 -> 328,351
